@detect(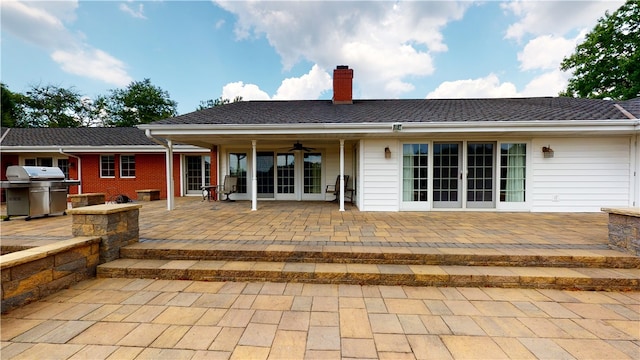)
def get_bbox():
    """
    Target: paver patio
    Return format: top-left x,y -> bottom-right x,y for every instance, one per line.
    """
1,198 -> 639,359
